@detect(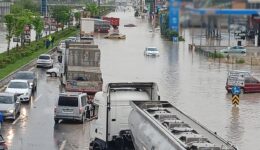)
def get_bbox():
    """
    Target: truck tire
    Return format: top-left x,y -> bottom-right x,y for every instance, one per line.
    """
51,72 -> 57,77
